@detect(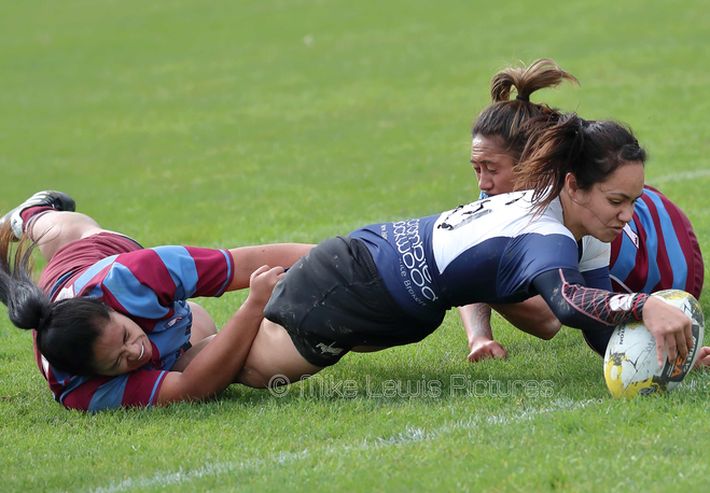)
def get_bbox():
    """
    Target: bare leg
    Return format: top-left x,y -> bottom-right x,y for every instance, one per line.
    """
172,302 -> 219,371
187,302 -> 218,342
26,211 -> 119,261
237,319 -> 322,388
